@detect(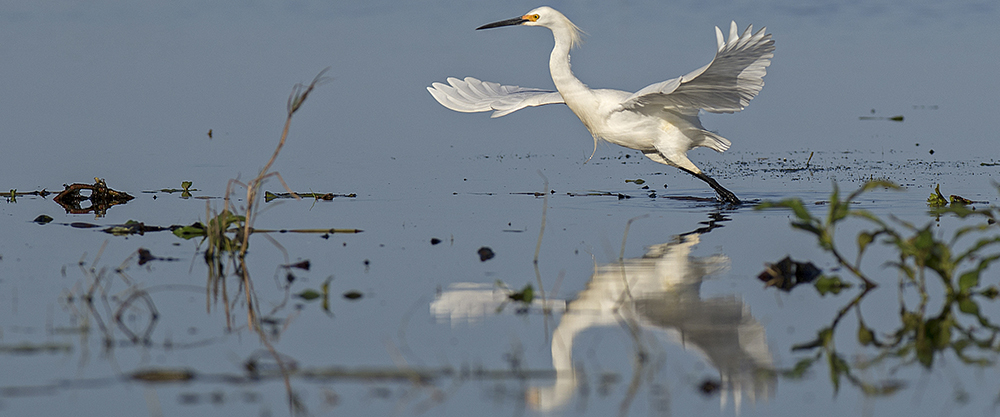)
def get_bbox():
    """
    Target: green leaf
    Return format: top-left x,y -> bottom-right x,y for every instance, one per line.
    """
781,357 -> 817,379
756,199 -> 815,224
321,278 -> 332,313
958,298 -> 980,316
508,284 -> 534,304
958,271 -> 979,293
857,232 -> 874,257
297,289 -> 321,300
900,311 -> 922,332
815,275 -> 852,296
916,339 -> 934,368
785,199 -> 814,222
173,223 -> 206,239
927,184 -> 948,207
925,317 -> 952,350
790,221 -> 824,237
857,325 -> 875,346
848,180 -> 903,202
828,352 -> 848,394
792,327 -> 833,351
849,209 -> 890,229
830,201 -> 850,224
